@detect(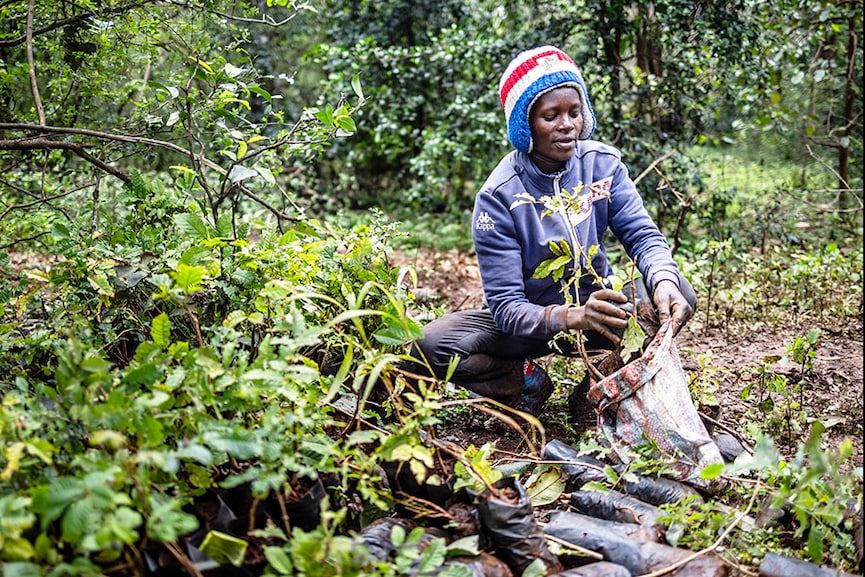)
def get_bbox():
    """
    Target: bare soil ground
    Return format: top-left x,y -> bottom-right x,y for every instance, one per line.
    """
393,247 -> 864,467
